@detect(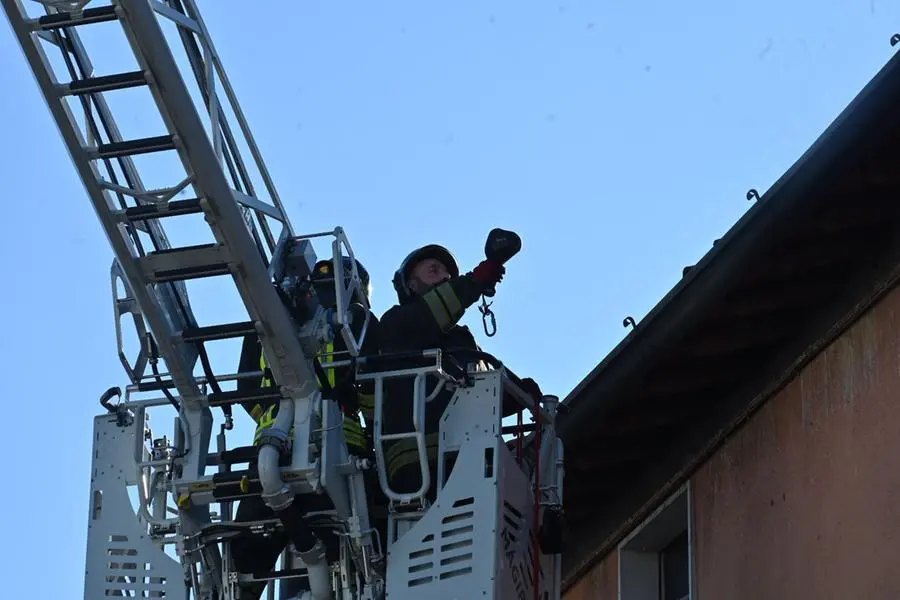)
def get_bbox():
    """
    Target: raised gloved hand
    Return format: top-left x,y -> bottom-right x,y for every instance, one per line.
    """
479,228 -> 521,297
472,259 -> 506,290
